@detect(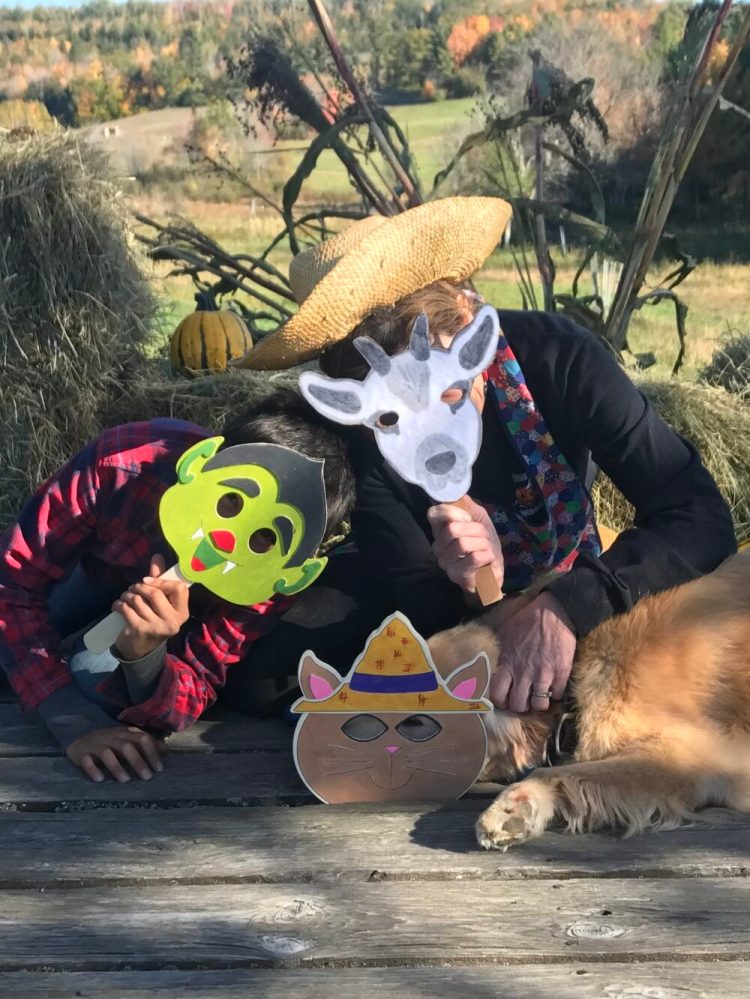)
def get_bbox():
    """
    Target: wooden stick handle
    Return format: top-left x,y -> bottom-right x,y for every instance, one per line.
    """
83,565 -> 190,654
452,496 -> 503,607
